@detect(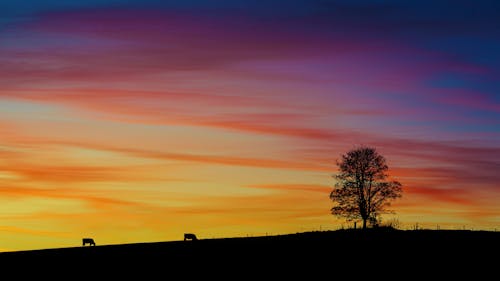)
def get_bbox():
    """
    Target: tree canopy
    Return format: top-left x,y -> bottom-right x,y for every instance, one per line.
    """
330,146 -> 402,229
